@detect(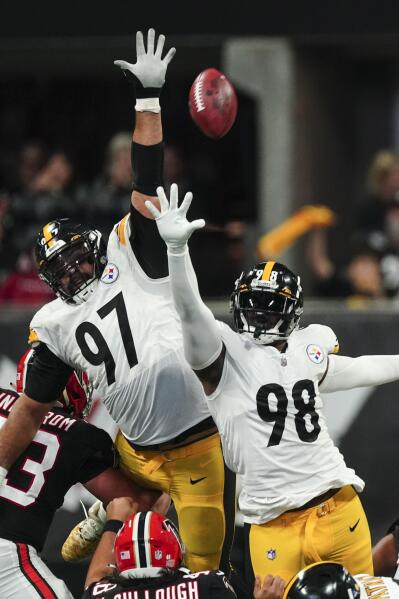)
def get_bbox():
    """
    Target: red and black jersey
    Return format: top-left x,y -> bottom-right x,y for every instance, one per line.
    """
82,569 -> 237,599
0,387 -> 115,551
